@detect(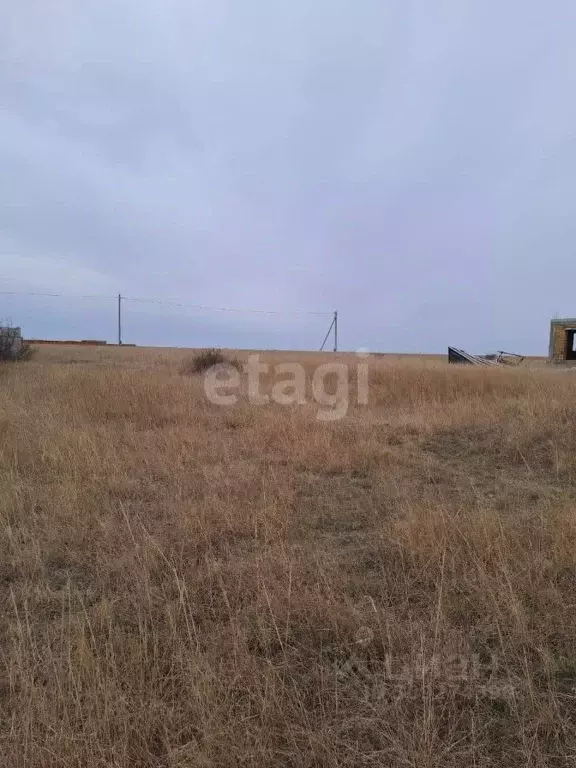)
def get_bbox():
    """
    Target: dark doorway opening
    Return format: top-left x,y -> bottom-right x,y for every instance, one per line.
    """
565,329 -> 576,360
